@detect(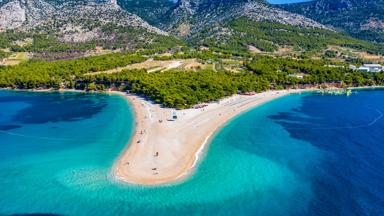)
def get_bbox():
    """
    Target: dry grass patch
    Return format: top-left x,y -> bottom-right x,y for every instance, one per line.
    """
86,58 -> 210,75
328,46 -> 384,63
13,38 -> 33,47
0,52 -> 29,66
